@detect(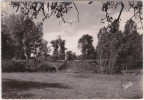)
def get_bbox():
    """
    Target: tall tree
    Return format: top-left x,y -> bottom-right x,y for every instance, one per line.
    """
58,36 -> 67,60
116,20 -> 143,71
1,15 -> 15,59
51,39 -> 59,60
38,40 -> 51,61
96,27 -> 108,73
96,21 -> 123,73
78,34 -> 95,59
96,19 -> 142,73
50,35 -> 66,60
2,13 -> 49,60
